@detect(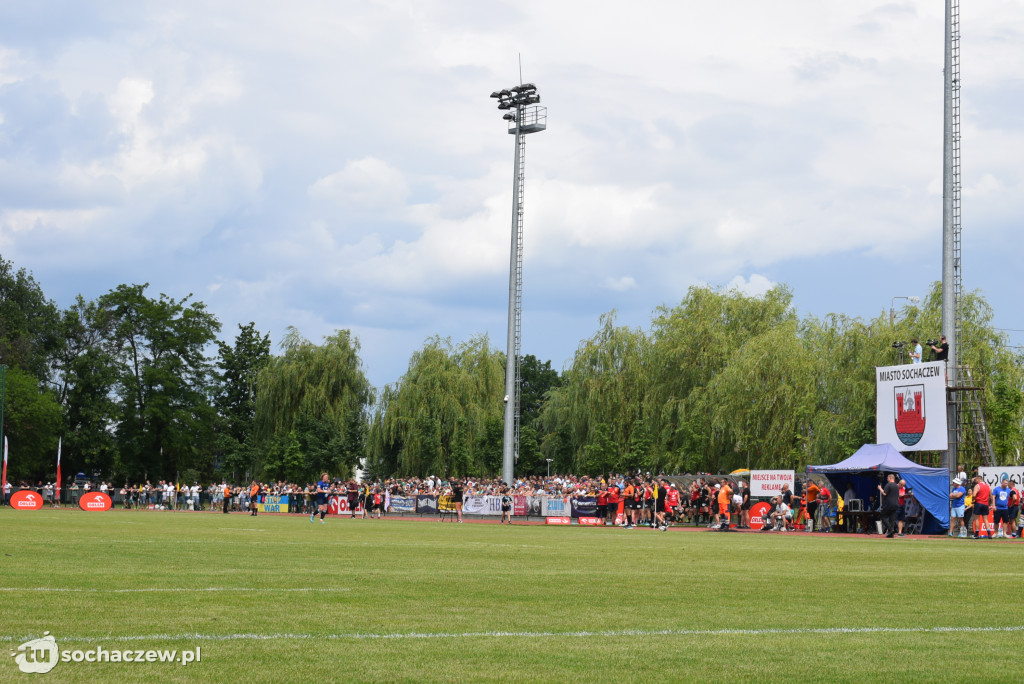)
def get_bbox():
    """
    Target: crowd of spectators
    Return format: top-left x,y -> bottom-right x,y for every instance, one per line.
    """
3,473 -> 836,532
